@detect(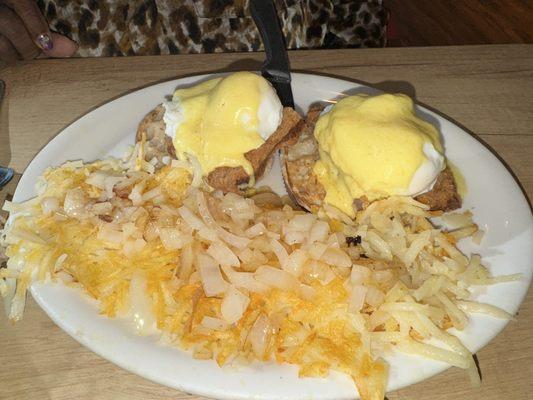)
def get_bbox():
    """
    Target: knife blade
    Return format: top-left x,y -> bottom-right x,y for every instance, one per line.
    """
0,79 -> 14,189
250,0 -> 294,108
